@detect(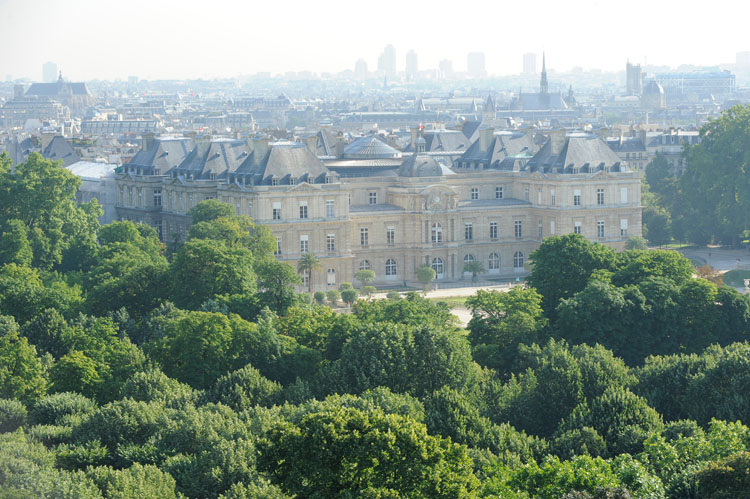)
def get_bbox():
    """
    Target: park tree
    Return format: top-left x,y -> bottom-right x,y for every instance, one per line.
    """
528,234 -> 617,317
466,287 -> 547,372
297,253 -> 321,293
416,264 -> 436,293
189,199 -> 234,224
255,259 -> 302,314
169,239 -> 256,309
0,219 -> 33,266
463,260 -> 486,282
0,315 -> 47,402
354,269 -> 376,287
258,407 -> 479,498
